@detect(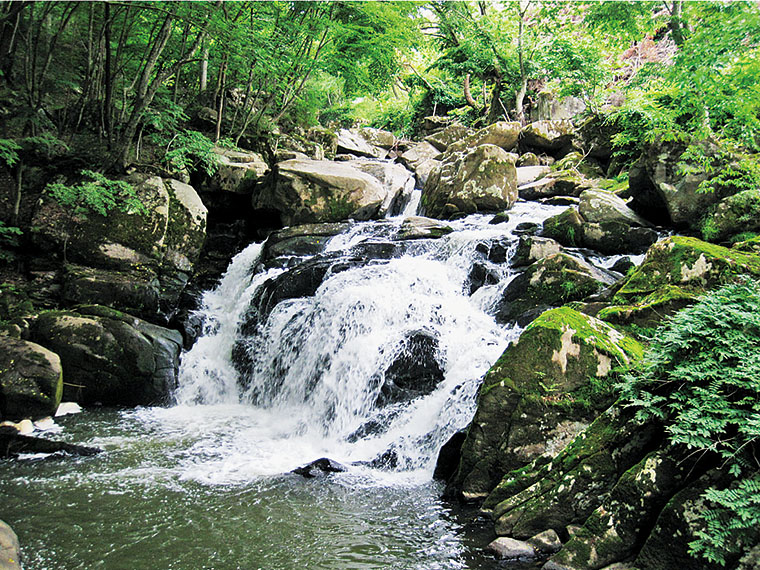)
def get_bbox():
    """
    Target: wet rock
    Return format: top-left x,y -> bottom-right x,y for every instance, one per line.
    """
512,236 -> 562,267
434,430 -> 467,482
423,144 -> 518,219
468,263 -> 500,295
253,159 -> 388,226
0,337 -> 62,421
542,208 -> 584,247
378,332 -> 444,406
395,216 -> 453,240
0,519 -> 22,570
292,457 -> 348,478
29,306 -> 182,406
609,257 -> 635,275
528,529 -> 563,555
495,253 -> 618,325
581,221 -> 659,255
514,222 -> 541,236
488,537 -> 536,561
700,188 -> 760,242
450,308 -> 643,500
0,425 -> 101,458
578,189 -> 653,228
263,222 -> 353,260
489,212 -> 510,225
475,239 -> 511,264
